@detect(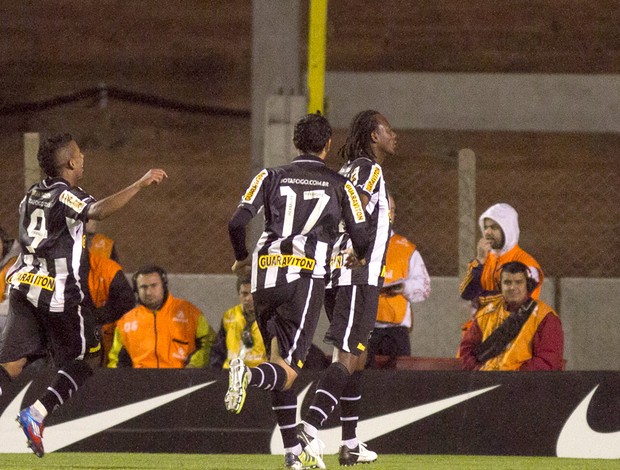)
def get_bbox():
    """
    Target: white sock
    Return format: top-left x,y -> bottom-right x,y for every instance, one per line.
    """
302,421 -> 318,439
30,400 -> 48,420
286,443 -> 303,456
342,438 -> 358,450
